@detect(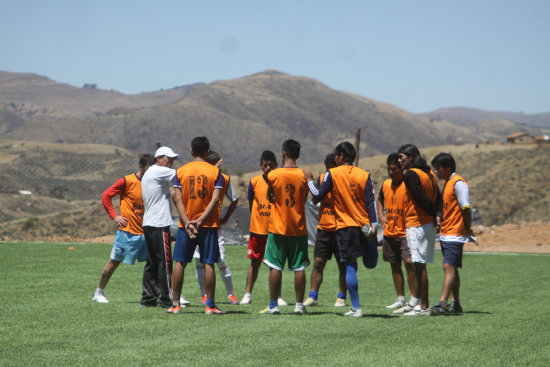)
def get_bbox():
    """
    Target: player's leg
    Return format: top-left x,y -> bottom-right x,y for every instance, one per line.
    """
260,233 -> 284,313
169,227 -> 195,313
216,229 -> 237,303
141,226 -> 161,307
200,228 -> 224,314
242,234 -> 267,303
